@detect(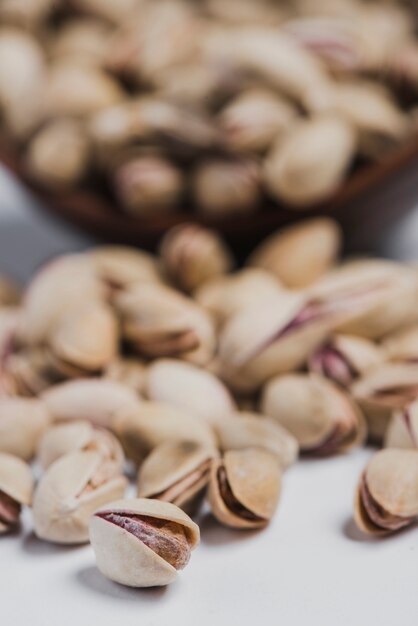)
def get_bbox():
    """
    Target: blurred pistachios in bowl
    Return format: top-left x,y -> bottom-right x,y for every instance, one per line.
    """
1,0 -> 418,247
